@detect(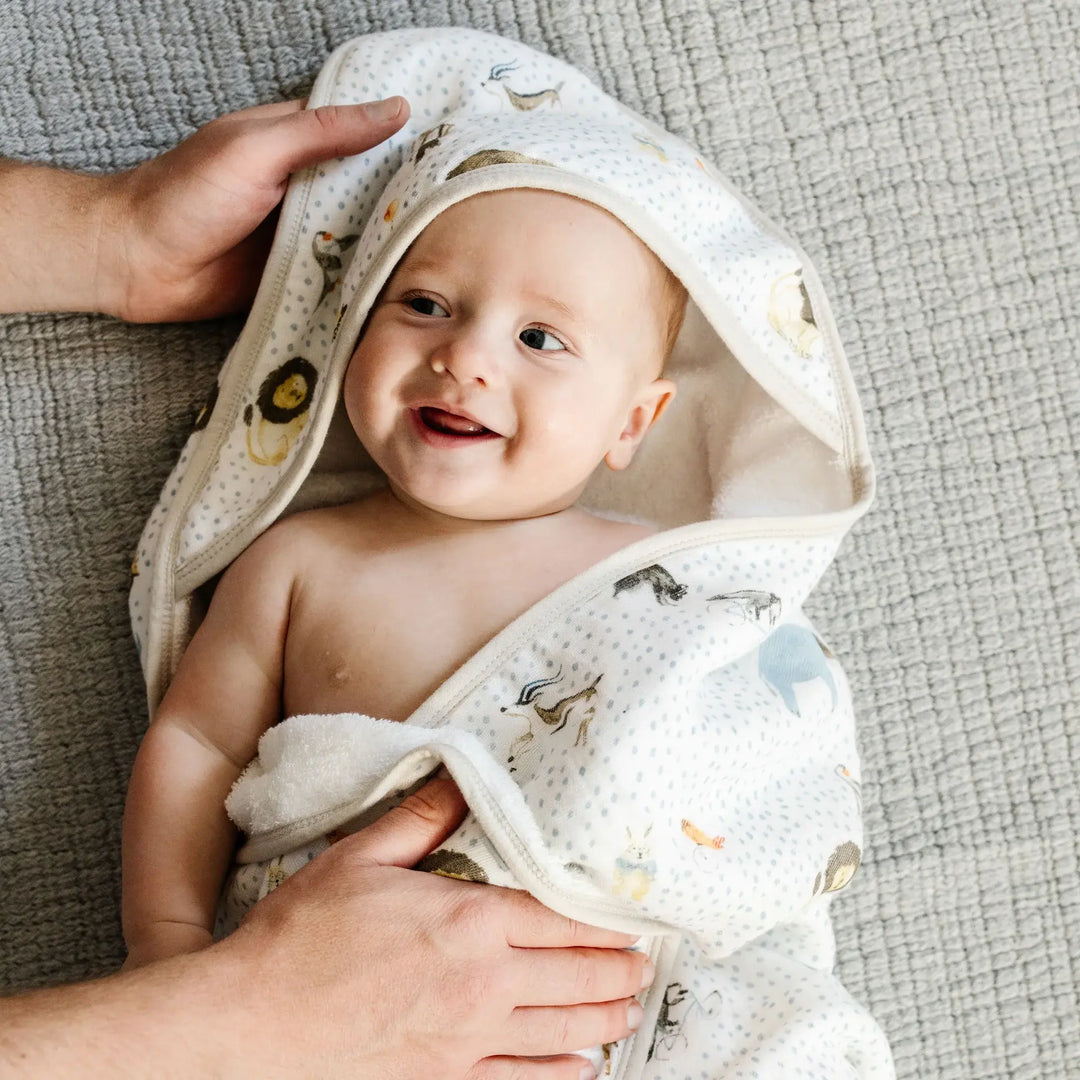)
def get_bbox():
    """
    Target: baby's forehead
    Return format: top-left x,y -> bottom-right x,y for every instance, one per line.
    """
417,187 -> 635,238
395,189 -> 663,285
